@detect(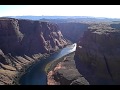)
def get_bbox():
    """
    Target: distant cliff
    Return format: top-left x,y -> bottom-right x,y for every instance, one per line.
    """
0,18 -> 68,85
75,23 -> 120,84
58,23 -> 89,42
